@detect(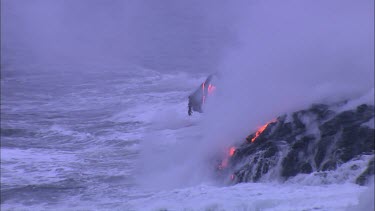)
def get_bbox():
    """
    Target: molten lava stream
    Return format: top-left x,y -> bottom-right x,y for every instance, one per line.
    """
208,84 -> 216,94
219,146 -> 236,169
202,83 -> 216,105
229,146 -> 236,156
250,120 -> 276,142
